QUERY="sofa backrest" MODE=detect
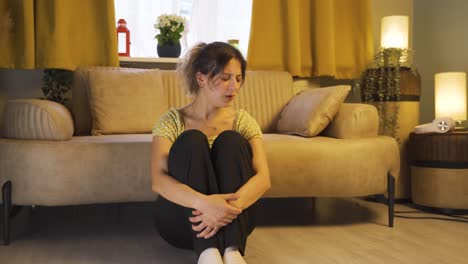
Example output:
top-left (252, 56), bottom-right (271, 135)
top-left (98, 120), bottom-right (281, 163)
top-left (72, 67), bottom-right (295, 135)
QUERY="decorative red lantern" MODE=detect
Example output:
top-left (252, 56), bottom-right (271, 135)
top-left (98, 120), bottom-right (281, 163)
top-left (117, 19), bottom-right (130, 57)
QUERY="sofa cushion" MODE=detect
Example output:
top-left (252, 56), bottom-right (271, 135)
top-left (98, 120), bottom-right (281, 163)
top-left (261, 134), bottom-right (400, 198)
top-left (0, 134), bottom-right (157, 205)
top-left (72, 68), bottom-right (295, 135)
top-left (2, 99), bottom-right (74, 140)
top-left (277, 85), bottom-right (351, 137)
top-left (73, 67), bottom-right (120, 136)
top-left (87, 68), bottom-right (167, 135)
top-left (158, 70), bottom-right (296, 133)
top-left (233, 71), bottom-right (295, 132)
top-left (73, 67), bottom-right (174, 136)
top-left (321, 103), bottom-right (379, 139)
top-left (0, 133), bottom-right (399, 205)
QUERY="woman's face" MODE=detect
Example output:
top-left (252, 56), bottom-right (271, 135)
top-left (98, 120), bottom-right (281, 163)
top-left (199, 58), bottom-right (243, 107)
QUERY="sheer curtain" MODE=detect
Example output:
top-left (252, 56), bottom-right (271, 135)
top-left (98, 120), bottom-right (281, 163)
top-left (114, 0), bottom-right (181, 57)
top-left (188, 0), bottom-right (252, 56)
top-left (114, 0), bottom-right (252, 58)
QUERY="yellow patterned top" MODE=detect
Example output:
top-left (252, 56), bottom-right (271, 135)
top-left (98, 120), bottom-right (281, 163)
top-left (152, 108), bottom-right (262, 147)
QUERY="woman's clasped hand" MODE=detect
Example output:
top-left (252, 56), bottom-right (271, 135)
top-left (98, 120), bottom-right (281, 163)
top-left (189, 193), bottom-right (242, 239)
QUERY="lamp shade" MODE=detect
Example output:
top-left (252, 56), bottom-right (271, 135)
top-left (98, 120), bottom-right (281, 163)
top-left (381, 16), bottom-right (409, 49)
top-left (435, 72), bottom-right (467, 121)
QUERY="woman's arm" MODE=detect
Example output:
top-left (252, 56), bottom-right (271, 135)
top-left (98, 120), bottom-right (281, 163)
top-left (228, 138), bottom-right (271, 210)
top-left (151, 136), bottom-right (205, 208)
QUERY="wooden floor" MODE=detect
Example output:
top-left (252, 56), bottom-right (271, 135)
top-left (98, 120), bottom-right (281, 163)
top-left (0, 197), bottom-right (467, 264)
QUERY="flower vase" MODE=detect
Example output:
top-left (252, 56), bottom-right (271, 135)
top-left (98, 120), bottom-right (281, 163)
top-left (157, 42), bottom-right (181, 58)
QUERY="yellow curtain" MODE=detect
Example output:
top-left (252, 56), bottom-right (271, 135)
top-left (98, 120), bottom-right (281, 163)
top-left (0, 0), bottom-right (118, 70)
top-left (247, 0), bottom-right (374, 79)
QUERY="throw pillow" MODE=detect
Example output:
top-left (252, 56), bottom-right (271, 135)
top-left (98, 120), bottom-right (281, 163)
top-left (277, 85), bottom-right (351, 137)
top-left (87, 69), bottom-right (168, 135)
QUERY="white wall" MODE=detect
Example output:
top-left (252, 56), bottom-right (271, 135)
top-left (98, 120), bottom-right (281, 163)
top-left (414, 0), bottom-right (468, 123)
top-left (369, 0), bottom-right (468, 124)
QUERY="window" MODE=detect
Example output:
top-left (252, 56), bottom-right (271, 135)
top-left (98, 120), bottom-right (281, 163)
top-left (114, 0), bottom-right (252, 58)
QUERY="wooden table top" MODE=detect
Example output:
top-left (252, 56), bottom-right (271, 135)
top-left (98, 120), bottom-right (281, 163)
top-left (409, 130), bottom-right (468, 166)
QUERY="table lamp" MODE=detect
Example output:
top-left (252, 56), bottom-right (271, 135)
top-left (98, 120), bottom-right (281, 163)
top-left (381, 15), bottom-right (409, 66)
top-left (435, 72), bottom-right (467, 129)
top-left (381, 15), bottom-right (409, 49)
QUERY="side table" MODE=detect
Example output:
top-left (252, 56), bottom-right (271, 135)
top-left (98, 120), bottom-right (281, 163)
top-left (409, 131), bottom-right (468, 214)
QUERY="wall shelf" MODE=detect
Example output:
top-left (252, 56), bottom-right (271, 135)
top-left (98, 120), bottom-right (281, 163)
top-left (119, 56), bottom-right (180, 69)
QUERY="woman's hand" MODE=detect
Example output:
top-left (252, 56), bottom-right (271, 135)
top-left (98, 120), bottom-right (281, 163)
top-left (189, 193), bottom-right (242, 239)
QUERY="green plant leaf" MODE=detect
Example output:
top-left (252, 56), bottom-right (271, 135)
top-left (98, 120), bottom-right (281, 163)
top-left (42, 69), bottom-right (73, 105)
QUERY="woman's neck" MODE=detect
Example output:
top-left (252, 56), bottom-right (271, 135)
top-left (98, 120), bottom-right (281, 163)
top-left (188, 96), bottom-right (231, 121)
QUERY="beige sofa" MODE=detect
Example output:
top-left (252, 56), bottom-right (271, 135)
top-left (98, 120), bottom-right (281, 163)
top-left (0, 67), bottom-right (400, 245)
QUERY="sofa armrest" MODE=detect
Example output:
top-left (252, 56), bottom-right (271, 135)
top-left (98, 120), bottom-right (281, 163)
top-left (2, 99), bottom-right (74, 140)
top-left (320, 103), bottom-right (378, 139)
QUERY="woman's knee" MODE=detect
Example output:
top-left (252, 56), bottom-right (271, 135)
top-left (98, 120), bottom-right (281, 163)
top-left (211, 131), bottom-right (252, 160)
top-left (169, 130), bottom-right (210, 164)
top-left (213, 130), bottom-right (248, 148)
top-left (173, 129), bottom-right (209, 148)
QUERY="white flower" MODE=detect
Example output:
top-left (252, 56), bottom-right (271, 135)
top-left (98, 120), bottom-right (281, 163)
top-left (154, 13), bottom-right (186, 44)
top-left (154, 13), bottom-right (185, 30)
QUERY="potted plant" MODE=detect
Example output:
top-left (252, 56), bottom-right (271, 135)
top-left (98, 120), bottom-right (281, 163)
top-left (154, 14), bottom-right (186, 58)
top-left (358, 48), bottom-right (420, 142)
top-left (358, 48), bottom-right (421, 200)
top-left (41, 69), bottom-right (73, 107)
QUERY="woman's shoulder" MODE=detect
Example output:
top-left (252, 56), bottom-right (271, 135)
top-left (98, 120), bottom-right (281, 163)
top-left (154, 108), bottom-right (183, 130)
top-left (235, 109), bottom-right (260, 128)
top-left (159, 107), bottom-right (181, 121)
top-left (236, 109), bottom-right (254, 122)
top-left (176, 104), bottom-right (200, 120)
top-left (153, 108), bottom-right (183, 139)
top-left (235, 108), bottom-right (262, 139)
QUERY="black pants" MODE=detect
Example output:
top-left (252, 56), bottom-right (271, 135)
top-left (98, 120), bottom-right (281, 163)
top-left (154, 130), bottom-right (256, 257)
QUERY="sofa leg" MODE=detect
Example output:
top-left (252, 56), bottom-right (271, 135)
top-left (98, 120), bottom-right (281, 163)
top-left (387, 174), bottom-right (395, 227)
top-left (29, 205), bottom-right (40, 235)
top-left (2, 181), bottom-right (12, 245)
